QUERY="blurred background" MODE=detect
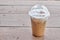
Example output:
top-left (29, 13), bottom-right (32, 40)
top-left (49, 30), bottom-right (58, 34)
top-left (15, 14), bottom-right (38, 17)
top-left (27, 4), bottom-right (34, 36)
top-left (0, 0), bottom-right (60, 28)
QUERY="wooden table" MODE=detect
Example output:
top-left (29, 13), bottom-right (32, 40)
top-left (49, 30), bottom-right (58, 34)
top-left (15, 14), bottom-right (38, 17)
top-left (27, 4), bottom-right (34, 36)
top-left (0, 27), bottom-right (60, 40)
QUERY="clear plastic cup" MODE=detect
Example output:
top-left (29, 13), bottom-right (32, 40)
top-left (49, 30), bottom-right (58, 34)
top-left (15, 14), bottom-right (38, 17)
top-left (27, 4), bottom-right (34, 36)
top-left (31, 17), bottom-right (46, 37)
top-left (29, 4), bottom-right (50, 37)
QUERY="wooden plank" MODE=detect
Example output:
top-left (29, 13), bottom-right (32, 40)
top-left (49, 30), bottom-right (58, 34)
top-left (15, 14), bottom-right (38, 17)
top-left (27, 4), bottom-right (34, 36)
top-left (0, 27), bottom-right (59, 40)
top-left (0, 5), bottom-right (60, 14)
top-left (0, 6), bottom-right (31, 14)
top-left (0, 1), bottom-right (60, 5)
top-left (0, 14), bottom-right (60, 27)
top-left (45, 28), bottom-right (60, 40)
top-left (0, 14), bottom-right (31, 26)
top-left (0, 0), bottom-right (59, 4)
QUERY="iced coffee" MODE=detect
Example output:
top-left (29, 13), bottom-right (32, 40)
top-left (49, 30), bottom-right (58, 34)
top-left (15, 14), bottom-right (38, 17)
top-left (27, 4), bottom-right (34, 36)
top-left (31, 18), bottom-right (46, 37)
top-left (29, 4), bottom-right (50, 37)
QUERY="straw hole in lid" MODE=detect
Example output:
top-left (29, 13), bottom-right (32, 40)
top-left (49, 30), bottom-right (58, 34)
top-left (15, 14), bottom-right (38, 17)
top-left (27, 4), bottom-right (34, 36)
top-left (40, 11), bottom-right (45, 14)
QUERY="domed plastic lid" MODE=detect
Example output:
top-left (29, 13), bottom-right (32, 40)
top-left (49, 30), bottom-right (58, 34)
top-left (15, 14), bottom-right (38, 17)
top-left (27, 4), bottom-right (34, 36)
top-left (29, 4), bottom-right (50, 19)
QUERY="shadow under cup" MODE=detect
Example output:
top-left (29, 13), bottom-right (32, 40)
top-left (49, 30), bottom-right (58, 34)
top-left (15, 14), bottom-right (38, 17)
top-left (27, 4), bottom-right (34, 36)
top-left (31, 18), bottom-right (46, 37)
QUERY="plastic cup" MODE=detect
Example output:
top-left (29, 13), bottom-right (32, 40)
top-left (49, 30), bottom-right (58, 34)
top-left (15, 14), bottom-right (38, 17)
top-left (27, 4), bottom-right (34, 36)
top-left (29, 4), bottom-right (50, 37)
top-left (31, 17), bottom-right (46, 37)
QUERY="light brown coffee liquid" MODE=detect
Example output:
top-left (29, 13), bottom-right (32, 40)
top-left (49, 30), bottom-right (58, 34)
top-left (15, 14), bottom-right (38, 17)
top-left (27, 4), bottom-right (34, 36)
top-left (31, 18), bottom-right (46, 37)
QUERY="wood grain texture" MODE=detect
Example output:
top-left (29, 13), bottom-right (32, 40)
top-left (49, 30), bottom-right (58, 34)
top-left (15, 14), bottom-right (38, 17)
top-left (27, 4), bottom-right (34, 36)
top-left (0, 1), bottom-right (60, 27)
top-left (0, 0), bottom-right (59, 3)
top-left (0, 14), bottom-right (60, 27)
top-left (0, 14), bottom-right (31, 26)
top-left (0, 1), bottom-right (60, 5)
top-left (0, 5), bottom-right (60, 27)
top-left (0, 6), bottom-right (31, 14)
top-left (0, 5), bottom-right (60, 14)
top-left (0, 27), bottom-right (59, 40)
